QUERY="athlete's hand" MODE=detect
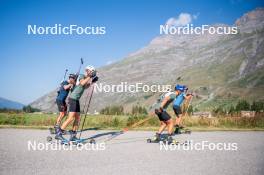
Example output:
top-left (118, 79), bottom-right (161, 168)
top-left (92, 76), bottom-right (99, 83)
top-left (187, 93), bottom-right (194, 96)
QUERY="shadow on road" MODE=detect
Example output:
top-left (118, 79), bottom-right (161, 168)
top-left (82, 131), bottom-right (124, 141)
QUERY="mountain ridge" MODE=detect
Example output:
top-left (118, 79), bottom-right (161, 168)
top-left (0, 97), bottom-right (24, 109)
top-left (31, 8), bottom-right (264, 112)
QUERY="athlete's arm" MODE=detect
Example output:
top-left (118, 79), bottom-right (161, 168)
top-left (79, 76), bottom-right (92, 86)
top-left (185, 94), bottom-right (193, 100)
top-left (160, 96), bottom-right (170, 109)
top-left (63, 84), bottom-right (73, 90)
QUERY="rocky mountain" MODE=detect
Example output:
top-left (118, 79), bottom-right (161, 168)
top-left (0, 97), bottom-right (24, 109)
top-left (31, 8), bottom-right (264, 113)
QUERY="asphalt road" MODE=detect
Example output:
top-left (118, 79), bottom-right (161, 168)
top-left (0, 129), bottom-right (264, 175)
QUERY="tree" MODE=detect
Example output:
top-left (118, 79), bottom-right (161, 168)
top-left (100, 105), bottom-right (124, 115)
top-left (228, 105), bottom-right (236, 115)
top-left (236, 100), bottom-right (250, 111)
top-left (251, 101), bottom-right (264, 112)
top-left (22, 105), bottom-right (40, 113)
top-left (213, 105), bottom-right (226, 115)
top-left (132, 105), bottom-right (147, 115)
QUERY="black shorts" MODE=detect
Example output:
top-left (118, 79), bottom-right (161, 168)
top-left (173, 105), bottom-right (182, 117)
top-left (56, 99), bottom-right (67, 112)
top-left (68, 98), bottom-right (80, 113)
top-left (155, 109), bottom-right (171, 121)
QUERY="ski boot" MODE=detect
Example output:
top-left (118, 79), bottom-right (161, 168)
top-left (179, 126), bottom-right (191, 134)
top-left (54, 124), bottom-right (60, 134)
top-left (147, 133), bottom-right (161, 143)
top-left (48, 124), bottom-right (60, 134)
top-left (174, 125), bottom-right (180, 134)
top-left (174, 125), bottom-right (191, 134)
top-left (55, 127), bottom-right (66, 141)
top-left (69, 131), bottom-right (79, 143)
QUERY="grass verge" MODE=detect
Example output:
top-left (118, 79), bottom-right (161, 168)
top-left (0, 113), bottom-right (264, 131)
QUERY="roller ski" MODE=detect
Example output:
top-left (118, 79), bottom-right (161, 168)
top-left (61, 134), bottom-right (96, 145)
top-left (174, 125), bottom-right (191, 135)
top-left (46, 134), bottom-right (68, 144)
top-left (47, 128), bottom-right (96, 145)
top-left (49, 126), bottom-right (99, 135)
top-left (147, 133), bottom-right (162, 143)
top-left (49, 126), bottom-right (77, 135)
top-left (46, 134), bottom-right (95, 145)
top-left (180, 128), bottom-right (191, 134)
top-left (61, 138), bottom-right (96, 145)
top-left (147, 134), bottom-right (179, 145)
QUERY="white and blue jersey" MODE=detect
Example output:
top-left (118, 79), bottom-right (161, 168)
top-left (173, 93), bottom-right (186, 107)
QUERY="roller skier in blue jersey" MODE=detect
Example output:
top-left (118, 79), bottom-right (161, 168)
top-left (173, 85), bottom-right (193, 134)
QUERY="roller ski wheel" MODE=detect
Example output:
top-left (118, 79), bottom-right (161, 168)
top-left (47, 136), bottom-right (52, 142)
top-left (147, 138), bottom-right (153, 143)
top-left (167, 139), bottom-right (180, 145)
top-left (147, 139), bottom-right (160, 143)
top-left (89, 138), bottom-right (96, 144)
top-left (185, 130), bottom-right (191, 134)
top-left (75, 139), bottom-right (95, 147)
top-left (182, 140), bottom-right (191, 146)
top-left (60, 138), bottom-right (78, 145)
top-left (180, 129), bottom-right (191, 134)
top-left (146, 137), bottom-right (161, 143)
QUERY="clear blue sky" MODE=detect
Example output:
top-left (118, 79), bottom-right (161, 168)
top-left (0, 0), bottom-right (263, 104)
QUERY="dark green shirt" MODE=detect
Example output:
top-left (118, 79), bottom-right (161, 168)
top-left (152, 91), bottom-right (177, 111)
top-left (69, 74), bottom-right (86, 100)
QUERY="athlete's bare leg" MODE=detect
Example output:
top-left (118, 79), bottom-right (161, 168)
top-left (56, 112), bottom-right (66, 125)
top-left (158, 121), bottom-right (167, 134)
top-left (166, 119), bottom-right (174, 135)
top-left (72, 113), bottom-right (80, 131)
top-left (61, 112), bottom-right (76, 130)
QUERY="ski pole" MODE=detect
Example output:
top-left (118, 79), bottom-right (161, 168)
top-left (63, 69), bottom-right (68, 82)
top-left (75, 58), bottom-right (84, 80)
top-left (184, 95), bottom-right (193, 117)
top-left (79, 83), bottom-right (95, 139)
top-left (76, 83), bottom-right (92, 137)
top-left (123, 116), bottom-right (152, 132)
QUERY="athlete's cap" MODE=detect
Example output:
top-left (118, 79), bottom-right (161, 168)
top-left (69, 74), bottom-right (77, 79)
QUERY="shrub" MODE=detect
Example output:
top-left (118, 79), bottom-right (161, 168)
top-left (22, 105), bottom-right (41, 113)
top-left (100, 106), bottom-right (124, 115)
top-left (131, 105), bottom-right (147, 116)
